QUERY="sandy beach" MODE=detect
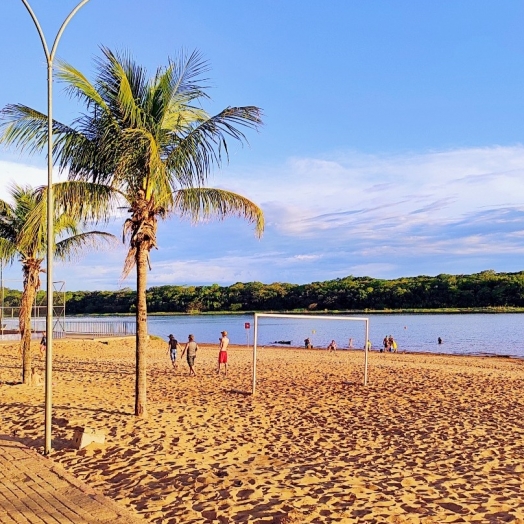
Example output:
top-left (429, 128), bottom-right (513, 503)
top-left (1, 338), bottom-right (524, 523)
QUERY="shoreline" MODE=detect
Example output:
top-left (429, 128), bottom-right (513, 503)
top-left (68, 306), bottom-right (524, 316)
top-left (4, 333), bottom-right (523, 361)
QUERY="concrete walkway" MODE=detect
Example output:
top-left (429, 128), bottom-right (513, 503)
top-left (0, 435), bottom-right (143, 523)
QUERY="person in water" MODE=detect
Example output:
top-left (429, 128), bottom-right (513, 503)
top-left (304, 337), bottom-right (312, 349)
top-left (438, 337), bottom-right (443, 344)
top-left (327, 340), bottom-right (337, 352)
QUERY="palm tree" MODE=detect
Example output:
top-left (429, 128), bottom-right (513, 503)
top-left (0, 183), bottom-right (115, 384)
top-left (0, 48), bottom-right (264, 416)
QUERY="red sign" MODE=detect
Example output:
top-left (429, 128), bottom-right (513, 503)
top-left (244, 322), bottom-right (251, 329)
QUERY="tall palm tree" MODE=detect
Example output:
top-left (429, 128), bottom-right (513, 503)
top-left (0, 183), bottom-right (115, 384)
top-left (0, 48), bottom-right (264, 416)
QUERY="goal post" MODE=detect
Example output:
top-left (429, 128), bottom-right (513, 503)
top-left (252, 313), bottom-right (370, 395)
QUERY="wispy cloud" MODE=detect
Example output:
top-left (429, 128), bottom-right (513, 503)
top-left (2, 145), bottom-right (524, 289)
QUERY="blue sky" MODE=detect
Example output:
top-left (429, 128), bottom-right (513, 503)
top-left (1, 1), bottom-right (524, 291)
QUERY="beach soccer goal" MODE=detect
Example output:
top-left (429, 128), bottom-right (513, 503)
top-left (251, 313), bottom-right (370, 395)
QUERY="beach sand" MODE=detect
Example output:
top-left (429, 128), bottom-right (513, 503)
top-left (1, 338), bottom-right (524, 523)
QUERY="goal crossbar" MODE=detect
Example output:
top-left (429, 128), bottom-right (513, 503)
top-left (252, 313), bottom-right (369, 395)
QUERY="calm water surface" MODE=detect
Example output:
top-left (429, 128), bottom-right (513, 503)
top-left (71, 313), bottom-right (524, 358)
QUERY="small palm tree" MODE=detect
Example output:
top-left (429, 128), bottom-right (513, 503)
top-left (1, 48), bottom-right (264, 415)
top-left (0, 183), bottom-right (115, 384)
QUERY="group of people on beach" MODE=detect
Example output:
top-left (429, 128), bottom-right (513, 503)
top-left (167, 331), bottom-right (229, 376)
top-left (382, 335), bottom-right (398, 353)
top-left (304, 337), bottom-right (372, 351)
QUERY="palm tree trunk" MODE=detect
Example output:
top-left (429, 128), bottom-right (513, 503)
top-left (20, 263), bottom-right (40, 385)
top-left (135, 242), bottom-right (148, 417)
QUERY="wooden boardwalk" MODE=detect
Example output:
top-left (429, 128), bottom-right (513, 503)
top-left (0, 435), bottom-right (142, 523)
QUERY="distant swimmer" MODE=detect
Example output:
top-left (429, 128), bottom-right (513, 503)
top-left (438, 337), bottom-right (443, 344)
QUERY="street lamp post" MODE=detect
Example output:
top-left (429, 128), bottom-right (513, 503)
top-left (20, 0), bottom-right (91, 455)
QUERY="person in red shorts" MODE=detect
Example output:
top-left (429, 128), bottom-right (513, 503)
top-left (217, 330), bottom-right (229, 375)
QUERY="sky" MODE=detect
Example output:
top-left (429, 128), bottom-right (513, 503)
top-left (1, 1), bottom-right (524, 291)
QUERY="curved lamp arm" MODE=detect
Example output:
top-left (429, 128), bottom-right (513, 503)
top-left (20, 0), bottom-right (91, 63)
top-left (19, 0), bottom-right (91, 457)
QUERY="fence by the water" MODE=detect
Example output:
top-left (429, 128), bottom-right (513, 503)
top-left (60, 320), bottom-right (136, 337)
top-left (0, 320), bottom-right (136, 340)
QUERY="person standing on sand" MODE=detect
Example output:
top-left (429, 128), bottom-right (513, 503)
top-left (181, 334), bottom-right (198, 376)
top-left (391, 338), bottom-right (398, 353)
top-left (39, 333), bottom-right (46, 356)
top-left (217, 330), bottom-right (229, 375)
top-left (382, 336), bottom-right (388, 353)
top-left (166, 334), bottom-right (179, 371)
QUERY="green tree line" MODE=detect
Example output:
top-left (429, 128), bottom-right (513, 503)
top-left (6, 269), bottom-right (524, 315)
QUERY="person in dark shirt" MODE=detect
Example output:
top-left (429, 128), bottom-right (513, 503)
top-left (39, 333), bottom-right (46, 356)
top-left (167, 334), bottom-right (179, 371)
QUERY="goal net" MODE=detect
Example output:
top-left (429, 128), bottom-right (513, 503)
top-left (251, 313), bottom-right (369, 394)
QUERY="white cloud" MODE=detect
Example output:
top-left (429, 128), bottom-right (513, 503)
top-left (292, 254), bottom-right (322, 261)
top-left (3, 145), bottom-right (524, 288)
top-left (219, 145), bottom-right (524, 246)
top-left (0, 161), bottom-right (66, 200)
top-left (149, 253), bottom-right (283, 285)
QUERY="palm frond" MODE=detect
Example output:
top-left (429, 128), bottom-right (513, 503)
top-left (98, 47), bottom-right (149, 119)
top-left (0, 104), bottom-right (76, 155)
top-left (168, 49), bottom-right (210, 100)
top-left (121, 245), bottom-right (137, 280)
top-left (165, 106), bottom-right (262, 187)
top-left (113, 59), bottom-right (146, 128)
top-left (0, 238), bottom-right (18, 266)
top-left (43, 181), bottom-right (123, 223)
top-left (54, 214), bottom-right (80, 237)
top-left (0, 198), bottom-right (18, 242)
top-left (0, 197), bottom-right (14, 214)
top-left (54, 231), bottom-right (117, 261)
top-left (56, 60), bottom-right (110, 112)
top-left (174, 188), bottom-right (264, 237)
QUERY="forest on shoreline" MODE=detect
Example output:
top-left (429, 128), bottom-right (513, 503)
top-left (5, 269), bottom-right (524, 315)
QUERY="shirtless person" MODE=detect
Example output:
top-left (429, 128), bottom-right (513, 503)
top-left (327, 340), bottom-right (337, 352)
top-left (181, 334), bottom-right (198, 376)
top-left (217, 330), bottom-right (229, 375)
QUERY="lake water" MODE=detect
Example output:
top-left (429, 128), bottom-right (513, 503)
top-left (69, 313), bottom-right (524, 358)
